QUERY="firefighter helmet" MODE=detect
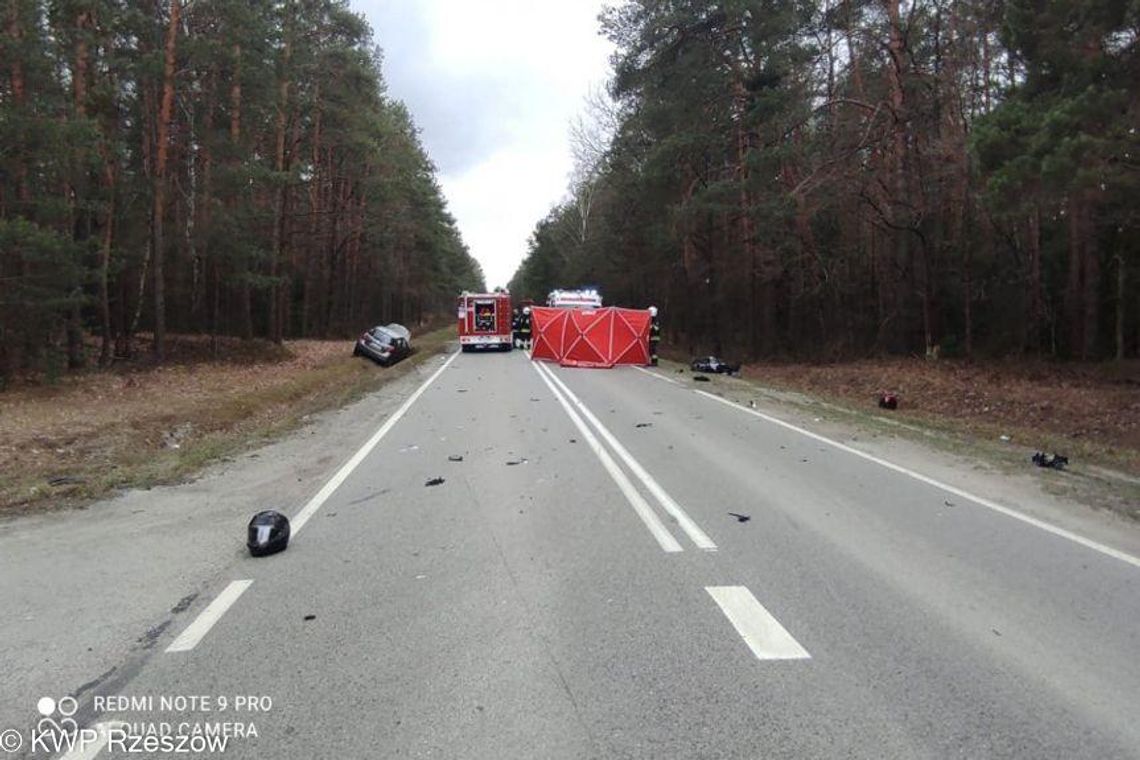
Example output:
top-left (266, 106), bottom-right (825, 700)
top-left (648, 306), bottom-right (658, 317)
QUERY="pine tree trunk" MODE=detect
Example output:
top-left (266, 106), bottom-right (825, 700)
top-left (1026, 207), bottom-right (1044, 353)
top-left (228, 40), bottom-right (252, 341)
top-left (98, 160), bottom-right (115, 366)
top-left (66, 8), bottom-right (94, 370)
top-left (152, 0), bottom-right (181, 360)
top-left (192, 68), bottom-right (216, 330)
top-left (883, 0), bottom-right (912, 352)
top-left (1115, 254), bottom-right (1125, 361)
top-left (1080, 196), bottom-right (1098, 360)
top-left (269, 30), bottom-right (291, 344)
top-left (1065, 195), bottom-right (1084, 357)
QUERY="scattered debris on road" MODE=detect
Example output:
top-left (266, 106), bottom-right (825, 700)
top-left (635, 422), bottom-right (653, 428)
top-left (448, 455), bottom-right (464, 462)
top-left (171, 593), bottom-right (198, 614)
top-left (693, 375), bottom-right (710, 382)
top-left (457, 388), bottom-right (468, 393)
top-left (506, 458), bottom-right (528, 466)
top-left (247, 510), bottom-right (291, 557)
top-left (728, 512), bottom-right (751, 523)
top-left (1032, 452), bottom-right (1069, 470)
top-left (569, 438), bottom-right (577, 443)
top-left (425, 477), bottom-right (445, 487)
top-left (999, 434), bottom-right (1012, 442)
top-left (303, 614), bottom-right (316, 622)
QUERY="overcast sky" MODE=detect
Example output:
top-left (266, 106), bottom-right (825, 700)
top-left (355, 1), bottom-right (615, 289)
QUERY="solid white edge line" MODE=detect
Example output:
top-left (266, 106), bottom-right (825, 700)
top-left (531, 361), bottom-right (683, 553)
top-left (706, 586), bottom-right (811, 661)
top-left (632, 365), bottom-right (680, 385)
top-left (165, 580), bottom-right (254, 653)
top-left (58, 721), bottom-right (129, 760)
top-left (695, 389), bottom-right (1140, 570)
top-left (291, 351), bottom-right (459, 535)
top-left (543, 366), bottom-right (718, 551)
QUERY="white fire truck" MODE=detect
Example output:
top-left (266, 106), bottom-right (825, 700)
top-left (546, 288), bottom-right (603, 309)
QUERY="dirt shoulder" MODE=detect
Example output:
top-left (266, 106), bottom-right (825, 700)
top-left (0, 328), bottom-right (454, 514)
top-left (662, 356), bottom-right (1140, 521)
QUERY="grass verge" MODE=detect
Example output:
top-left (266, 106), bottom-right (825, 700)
top-left (0, 328), bottom-right (455, 516)
top-left (658, 356), bottom-right (1140, 522)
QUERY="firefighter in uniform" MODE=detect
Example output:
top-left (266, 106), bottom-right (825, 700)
top-left (648, 306), bottom-right (661, 365)
top-left (519, 307), bottom-right (533, 350)
top-left (511, 307), bottom-right (521, 348)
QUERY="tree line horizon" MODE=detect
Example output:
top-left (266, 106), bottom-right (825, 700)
top-left (509, 0), bottom-right (1137, 362)
top-left (0, 0), bottom-right (485, 384)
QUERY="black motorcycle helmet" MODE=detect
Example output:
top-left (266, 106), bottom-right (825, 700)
top-left (247, 510), bottom-right (291, 557)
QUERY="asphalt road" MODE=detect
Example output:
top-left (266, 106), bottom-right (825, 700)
top-left (3, 349), bottom-right (1139, 759)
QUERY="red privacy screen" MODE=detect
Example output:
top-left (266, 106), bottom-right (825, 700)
top-left (530, 307), bottom-right (651, 367)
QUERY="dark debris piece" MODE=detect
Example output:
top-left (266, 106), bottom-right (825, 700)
top-left (506, 458), bottom-right (529, 466)
top-left (728, 512), bottom-right (751, 523)
top-left (877, 392), bottom-right (899, 410)
top-left (425, 477), bottom-right (446, 487)
top-left (693, 375), bottom-right (711, 382)
top-left (1032, 452), bottom-right (1069, 470)
top-left (448, 455), bottom-right (464, 462)
top-left (48, 476), bottom-right (87, 487)
top-left (303, 615), bottom-right (316, 622)
top-left (635, 422), bottom-right (653, 428)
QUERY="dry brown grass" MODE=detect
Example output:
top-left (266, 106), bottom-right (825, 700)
top-left (738, 358), bottom-right (1140, 477)
top-left (0, 329), bottom-right (454, 514)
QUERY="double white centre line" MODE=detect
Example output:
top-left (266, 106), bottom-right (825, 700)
top-left (533, 361), bottom-right (683, 553)
top-left (533, 361), bottom-right (716, 553)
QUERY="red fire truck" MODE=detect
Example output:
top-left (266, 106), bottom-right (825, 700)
top-left (457, 291), bottom-right (513, 352)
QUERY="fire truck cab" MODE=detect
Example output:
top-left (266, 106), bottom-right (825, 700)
top-left (457, 291), bottom-right (513, 352)
top-left (547, 288), bottom-right (603, 309)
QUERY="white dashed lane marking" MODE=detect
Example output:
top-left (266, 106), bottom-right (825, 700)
top-left (706, 586), bottom-right (811, 661)
top-left (165, 580), bottom-right (253, 653)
